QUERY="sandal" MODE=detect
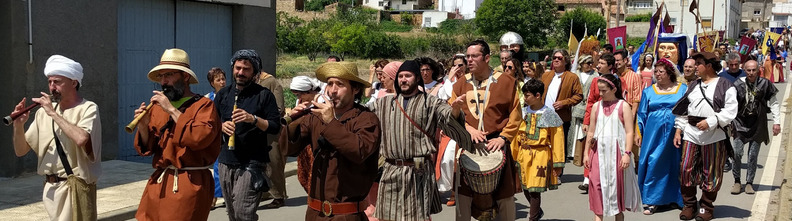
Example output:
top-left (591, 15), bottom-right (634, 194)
top-left (643, 205), bottom-right (657, 215)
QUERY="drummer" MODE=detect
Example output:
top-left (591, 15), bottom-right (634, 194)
top-left (367, 60), bottom-right (471, 220)
top-left (449, 39), bottom-right (523, 221)
top-left (511, 78), bottom-right (565, 221)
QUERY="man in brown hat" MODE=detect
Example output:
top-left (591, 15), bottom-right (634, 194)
top-left (285, 61), bottom-right (382, 220)
top-left (215, 49), bottom-right (282, 220)
top-left (672, 51), bottom-right (738, 221)
top-left (133, 48), bottom-right (222, 220)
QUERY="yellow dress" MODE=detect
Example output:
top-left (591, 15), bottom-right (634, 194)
top-left (511, 105), bottom-right (565, 192)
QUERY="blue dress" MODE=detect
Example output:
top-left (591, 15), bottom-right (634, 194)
top-left (636, 83), bottom-right (686, 207)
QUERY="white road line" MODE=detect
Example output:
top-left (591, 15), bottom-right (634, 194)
top-left (749, 81), bottom-right (791, 221)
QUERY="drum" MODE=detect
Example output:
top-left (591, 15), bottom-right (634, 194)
top-left (459, 144), bottom-right (505, 194)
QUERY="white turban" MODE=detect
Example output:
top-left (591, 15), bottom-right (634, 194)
top-left (44, 55), bottom-right (84, 85)
top-left (290, 76), bottom-right (323, 92)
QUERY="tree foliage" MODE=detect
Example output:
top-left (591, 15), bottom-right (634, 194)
top-left (305, 0), bottom-right (356, 11)
top-left (555, 7), bottom-right (607, 46)
top-left (475, 0), bottom-right (557, 48)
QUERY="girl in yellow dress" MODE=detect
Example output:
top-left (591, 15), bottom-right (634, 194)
top-left (510, 78), bottom-right (565, 221)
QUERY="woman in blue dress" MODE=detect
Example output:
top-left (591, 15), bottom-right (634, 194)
top-left (635, 58), bottom-right (686, 215)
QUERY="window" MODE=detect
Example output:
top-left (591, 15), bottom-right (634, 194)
top-left (558, 5), bottom-right (565, 11)
top-left (379, 2), bottom-right (384, 6)
top-left (754, 10), bottom-right (761, 16)
top-left (402, 0), bottom-right (406, 4)
top-left (630, 2), bottom-right (651, 8)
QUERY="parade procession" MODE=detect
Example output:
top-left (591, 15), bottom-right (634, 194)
top-left (2, 0), bottom-right (792, 220)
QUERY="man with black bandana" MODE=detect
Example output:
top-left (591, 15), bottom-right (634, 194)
top-left (215, 49), bottom-right (282, 220)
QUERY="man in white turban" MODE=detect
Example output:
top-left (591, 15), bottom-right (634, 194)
top-left (12, 55), bottom-right (102, 221)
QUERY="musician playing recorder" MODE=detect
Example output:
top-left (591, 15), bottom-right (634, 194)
top-left (214, 49), bottom-right (282, 221)
top-left (132, 48), bottom-right (221, 221)
top-left (285, 62), bottom-right (381, 220)
top-left (11, 55), bottom-right (102, 221)
top-left (449, 39), bottom-right (523, 221)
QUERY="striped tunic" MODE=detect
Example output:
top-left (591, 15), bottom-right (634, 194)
top-left (368, 93), bottom-right (471, 221)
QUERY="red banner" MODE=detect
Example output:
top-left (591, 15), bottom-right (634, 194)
top-left (607, 26), bottom-right (627, 51)
top-left (737, 37), bottom-right (757, 63)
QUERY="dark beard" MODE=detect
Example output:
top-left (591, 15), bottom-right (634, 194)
top-left (236, 75), bottom-right (254, 87)
top-left (50, 90), bottom-right (62, 102)
top-left (162, 80), bottom-right (186, 101)
top-left (400, 81), bottom-right (420, 96)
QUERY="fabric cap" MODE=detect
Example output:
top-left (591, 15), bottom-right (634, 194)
top-left (397, 60), bottom-right (421, 76)
top-left (315, 62), bottom-right (371, 88)
top-left (382, 61), bottom-right (402, 80)
top-left (578, 55), bottom-right (593, 65)
top-left (147, 48), bottom-right (198, 84)
top-left (231, 49), bottom-right (262, 75)
top-left (290, 76), bottom-right (323, 92)
top-left (690, 52), bottom-right (717, 61)
top-left (45, 55), bottom-right (84, 85)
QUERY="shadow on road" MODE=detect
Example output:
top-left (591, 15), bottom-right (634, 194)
top-left (714, 204), bottom-right (751, 219)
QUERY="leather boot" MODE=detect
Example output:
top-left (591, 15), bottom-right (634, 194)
top-left (679, 186), bottom-right (698, 220)
top-left (525, 192), bottom-right (543, 221)
top-left (695, 191), bottom-right (718, 221)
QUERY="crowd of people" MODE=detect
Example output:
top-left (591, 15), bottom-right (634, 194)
top-left (7, 28), bottom-right (786, 221)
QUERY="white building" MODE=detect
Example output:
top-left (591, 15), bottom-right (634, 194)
top-left (437, 0), bottom-right (482, 18)
top-left (364, 0), bottom-right (431, 10)
top-left (661, 0), bottom-right (741, 43)
top-left (771, 2), bottom-right (792, 27)
top-left (422, 11), bottom-right (453, 27)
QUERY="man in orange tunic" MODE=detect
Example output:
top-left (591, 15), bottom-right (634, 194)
top-left (133, 48), bottom-right (222, 220)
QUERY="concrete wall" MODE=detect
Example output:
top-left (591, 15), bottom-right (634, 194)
top-left (0, 0), bottom-right (119, 177)
top-left (625, 22), bottom-right (651, 38)
top-left (232, 3), bottom-right (277, 76)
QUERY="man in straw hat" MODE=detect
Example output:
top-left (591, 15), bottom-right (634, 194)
top-left (367, 60), bottom-right (470, 220)
top-left (12, 55), bottom-right (102, 221)
top-left (132, 48), bottom-right (222, 220)
top-left (214, 49), bottom-right (282, 220)
top-left (451, 39), bottom-right (522, 221)
top-left (285, 61), bottom-right (381, 220)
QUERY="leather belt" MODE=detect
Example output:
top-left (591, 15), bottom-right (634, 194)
top-left (307, 197), bottom-right (366, 216)
top-left (45, 174), bottom-right (67, 183)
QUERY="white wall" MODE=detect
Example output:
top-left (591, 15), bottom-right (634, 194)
top-left (663, 0), bottom-right (741, 47)
top-left (772, 2), bottom-right (792, 27)
top-left (437, 0), bottom-right (481, 18)
top-left (422, 11), bottom-right (449, 27)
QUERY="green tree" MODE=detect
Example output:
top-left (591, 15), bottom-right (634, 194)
top-left (324, 23), bottom-right (368, 59)
top-left (555, 7), bottom-right (607, 47)
top-left (475, 0), bottom-right (557, 48)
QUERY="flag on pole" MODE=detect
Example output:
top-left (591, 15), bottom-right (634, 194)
top-left (737, 36), bottom-right (757, 63)
top-left (568, 20), bottom-right (579, 53)
top-left (689, 0), bottom-right (699, 23)
top-left (571, 24), bottom-right (588, 73)
top-left (763, 31), bottom-right (781, 55)
top-left (608, 26), bottom-right (627, 51)
top-left (697, 32), bottom-right (717, 52)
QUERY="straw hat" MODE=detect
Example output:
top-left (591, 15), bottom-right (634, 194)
top-left (147, 48), bottom-right (198, 84)
top-left (315, 62), bottom-right (371, 88)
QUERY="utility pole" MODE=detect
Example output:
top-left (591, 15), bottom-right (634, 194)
top-left (616, 0), bottom-right (622, 27)
top-left (680, 0), bottom-right (685, 34)
top-left (762, 0), bottom-right (769, 29)
top-left (607, 0), bottom-right (613, 28)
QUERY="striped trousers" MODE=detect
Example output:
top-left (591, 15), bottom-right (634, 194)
top-left (680, 140), bottom-right (728, 192)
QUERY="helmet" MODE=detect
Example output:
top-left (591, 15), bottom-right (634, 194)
top-left (499, 31), bottom-right (524, 46)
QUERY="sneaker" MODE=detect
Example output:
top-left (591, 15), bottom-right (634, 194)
top-left (745, 183), bottom-right (755, 194)
top-left (730, 183), bottom-right (742, 195)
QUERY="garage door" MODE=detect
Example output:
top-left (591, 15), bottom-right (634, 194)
top-left (117, 0), bottom-right (231, 162)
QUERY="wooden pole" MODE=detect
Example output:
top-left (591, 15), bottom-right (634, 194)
top-left (607, 0), bottom-right (612, 28)
top-left (616, 0), bottom-right (621, 27)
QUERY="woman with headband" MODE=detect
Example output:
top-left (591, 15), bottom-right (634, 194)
top-left (638, 53), bottom-right (655, 89)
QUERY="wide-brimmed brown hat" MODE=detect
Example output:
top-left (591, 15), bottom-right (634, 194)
top-left (147, 48), bottom-right (199, 84)
top-left (315, 62), bottom-right (371, 88)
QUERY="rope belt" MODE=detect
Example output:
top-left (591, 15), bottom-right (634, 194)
top-left (157, 165), bottom-right (212, 193)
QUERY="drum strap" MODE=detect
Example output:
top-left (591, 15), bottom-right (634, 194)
top-left (394, 99), bottom-right (435, 146)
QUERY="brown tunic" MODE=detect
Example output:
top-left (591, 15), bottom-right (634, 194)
top-left (286, 104), bottom-right (382, 221)
top-left (449, 71), bottom-right (522, 203)
top-left (133, 96), bottom-right (222, 221)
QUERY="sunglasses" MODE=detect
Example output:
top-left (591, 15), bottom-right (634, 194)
top-left (455, 64), bottom-right (464, 67)
top-left (505, 66), bottom-right (514, 70)
top-left (553, 56), bottom-right (564, 61)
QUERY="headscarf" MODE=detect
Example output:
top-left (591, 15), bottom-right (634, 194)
top-left (45, 55), bottom-right (84, 85)
top-left (382, 61), bottom-right (402, 80)
top-left (230, 49), bottom-right (262, 75)
top-left (290, 76), bottom-right (323, 92)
